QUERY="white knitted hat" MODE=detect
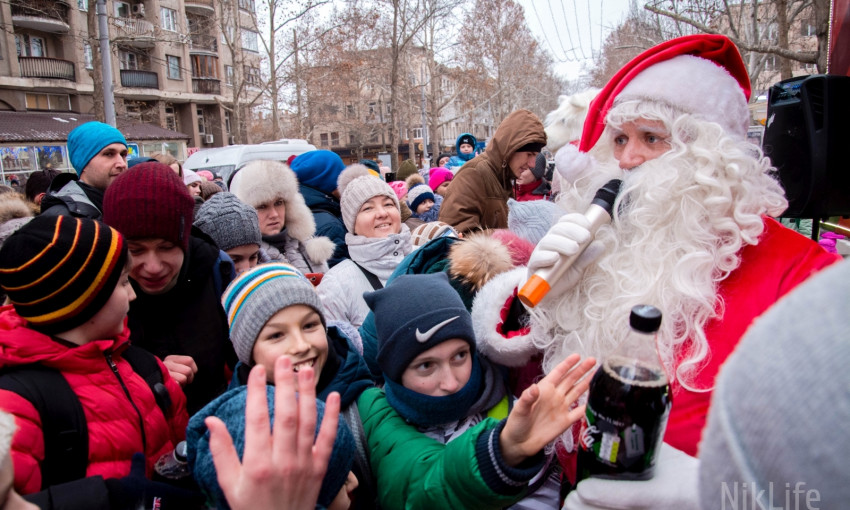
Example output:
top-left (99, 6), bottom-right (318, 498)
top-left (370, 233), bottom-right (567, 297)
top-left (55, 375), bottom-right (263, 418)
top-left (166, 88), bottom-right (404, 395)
top-left (337, 164), bottom-right (399, 234)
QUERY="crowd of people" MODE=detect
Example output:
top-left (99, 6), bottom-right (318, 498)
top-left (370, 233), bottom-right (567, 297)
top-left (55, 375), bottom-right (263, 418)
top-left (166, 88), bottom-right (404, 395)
top-left (0, 33), bottom-right (846, 510)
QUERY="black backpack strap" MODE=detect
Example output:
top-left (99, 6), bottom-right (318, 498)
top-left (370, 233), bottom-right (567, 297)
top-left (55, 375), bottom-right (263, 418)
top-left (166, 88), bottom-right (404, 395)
top-left (353, 262), bottom-right (383, 290)
top-left (0, 366), bottom-right (88, 489)
top-left (122, 345), bottom-right (173, 419)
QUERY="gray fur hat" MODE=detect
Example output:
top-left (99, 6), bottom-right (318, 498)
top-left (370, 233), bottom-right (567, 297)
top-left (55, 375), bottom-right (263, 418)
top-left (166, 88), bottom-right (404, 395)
top-left (229, 160), bottom-right (317, 242)
top-left (337, 164), bottom-right (399, 234)
top-left (194, 192), bottom-right (261, 251)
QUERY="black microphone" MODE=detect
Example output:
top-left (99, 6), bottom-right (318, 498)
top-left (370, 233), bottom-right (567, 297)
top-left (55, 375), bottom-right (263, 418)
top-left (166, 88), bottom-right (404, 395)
top-left (518, 179), bottom-right (622, 307)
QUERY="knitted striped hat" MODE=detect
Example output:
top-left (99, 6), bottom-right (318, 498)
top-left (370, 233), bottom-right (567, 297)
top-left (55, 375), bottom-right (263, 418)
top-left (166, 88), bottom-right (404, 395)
top-left (221, 262), bottom-right (325, 365)
top-left (0, 215), bottom-right (127, 334)
top-left (406, 184), bottom-right (435, 212)
top-left (411, 221), bottom-right (458, 248)
top-left (103, 162), bottom-right (195, 252)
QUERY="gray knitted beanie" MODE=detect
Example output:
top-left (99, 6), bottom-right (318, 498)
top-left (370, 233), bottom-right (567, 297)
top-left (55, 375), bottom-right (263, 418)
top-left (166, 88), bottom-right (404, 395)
top-left (506, 198), bottom-right (564, 245)
top-left (337, 164), bottom-right (399, 234)
top-left (698, 259), bottom-right (850, 509)
top-left (194, 192), bottom-right (262, 251)
top-left (221, 262), bottom-right (325, 365)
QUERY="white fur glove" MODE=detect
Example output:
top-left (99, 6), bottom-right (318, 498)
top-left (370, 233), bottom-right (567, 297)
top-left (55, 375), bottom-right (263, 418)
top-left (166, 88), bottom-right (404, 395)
top-left (526, 213), bottom-right (605, 301)
top-left (563, 443), bottom-right (700, 510)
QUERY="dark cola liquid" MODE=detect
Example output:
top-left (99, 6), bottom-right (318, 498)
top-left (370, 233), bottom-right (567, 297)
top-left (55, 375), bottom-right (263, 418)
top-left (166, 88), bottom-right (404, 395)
top-left (576, 356), bottom-right (671, 481)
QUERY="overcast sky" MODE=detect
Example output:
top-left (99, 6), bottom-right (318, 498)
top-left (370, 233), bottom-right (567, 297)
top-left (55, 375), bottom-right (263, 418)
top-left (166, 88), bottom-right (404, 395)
top-left (515, 0), bottom-right (633, 82)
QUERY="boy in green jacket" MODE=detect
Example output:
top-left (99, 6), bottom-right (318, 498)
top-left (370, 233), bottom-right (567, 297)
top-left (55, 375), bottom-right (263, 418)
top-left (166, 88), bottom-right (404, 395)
top-left (361, 272), bottom-right (595, 509)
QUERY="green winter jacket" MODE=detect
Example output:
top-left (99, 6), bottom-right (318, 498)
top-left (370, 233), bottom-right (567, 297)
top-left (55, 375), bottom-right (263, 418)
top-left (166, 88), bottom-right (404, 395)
top-left (358, 387), bottom-right (542, 510)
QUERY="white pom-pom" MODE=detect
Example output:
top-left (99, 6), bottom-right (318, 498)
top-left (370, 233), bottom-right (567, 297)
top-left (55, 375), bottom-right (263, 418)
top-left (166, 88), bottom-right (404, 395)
top-left (336, 164), bottom-right (372, 196)
top-left (554, 144), bottom-right (595, 184)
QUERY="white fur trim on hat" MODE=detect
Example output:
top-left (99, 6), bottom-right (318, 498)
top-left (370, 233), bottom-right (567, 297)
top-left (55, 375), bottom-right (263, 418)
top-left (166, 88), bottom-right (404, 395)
top-left (616, 54), bottom-right (750, 140)
top-left (230, 160), bottom-right (318, 242)
top-left (302, 236), bottom-right (336, 265)
top-left (472, 266), bottom-right (539, 367)
top-left (337, 164), bottom-right (399, 233)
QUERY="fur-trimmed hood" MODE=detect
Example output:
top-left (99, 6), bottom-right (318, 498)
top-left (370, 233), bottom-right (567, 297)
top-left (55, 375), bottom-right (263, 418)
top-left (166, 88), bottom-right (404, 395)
top-left (0, 194), bottom-right (35, 224)
top-left (229, 160), bottom-right (318, 242)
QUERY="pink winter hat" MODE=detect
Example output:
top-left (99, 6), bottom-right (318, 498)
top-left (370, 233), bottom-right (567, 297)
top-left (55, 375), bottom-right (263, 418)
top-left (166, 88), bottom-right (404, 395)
top-left (389, 180), bottom-right (408, 200)
top-left (429, 168), bottom-right (453, 192)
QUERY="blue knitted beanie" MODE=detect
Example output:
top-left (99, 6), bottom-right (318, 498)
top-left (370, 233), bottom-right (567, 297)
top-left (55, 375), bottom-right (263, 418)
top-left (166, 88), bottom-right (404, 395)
top-left (289, 150), bottom-right (345, 195)
top-left (67, 122), bottom-right (128, 176)
top-left (364, 272), bottom-right (476, 382)
top-left (186, 384), bottom-right (355, 509)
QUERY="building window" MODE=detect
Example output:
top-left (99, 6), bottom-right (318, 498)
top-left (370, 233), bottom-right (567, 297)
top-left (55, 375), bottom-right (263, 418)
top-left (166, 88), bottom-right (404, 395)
top-left (331, 132), bottom-right (339, 146)
top-left (166, 55), bottom-right (181, 79)
top-left (115, 1), bottom-right (130, 17)
top-left (385, 103), bottom-right (392, 115)
top-left (238, 0), bottom-right (255, 12)
top-left (191, 54), bottom-right (219, 79)
top-left (119, 50), bottom-right (139, 70)
top-left (222, 25), bottom-right (234, 45)
top-left (25, 93), bottom-right (71, 111)
top-left (801, 19), bottom-right (817, 37)
top-left (346, 104), bottom-right (355, 118)
top-left (15, 35), bottom-right (45, 57)
top-left (319, 133), bottom-right (328, 147)
top-left (224, 112), bottom-right (232, 136)
top-left (241, 30), bottom-right (259, 52)
top-left (765, 55), bottom-right (779, 72)
top-left (197, 108), bottom-right (206, 135)
top-left (244, 65), bottom-right (260, 87)
top-left (165, 105), bottom-right (177, 131)
top-left (160, 7), bottom-right (178, 32)
top-left (78, 0), bottom-right (88, 11)
top-left (349, 134), bottom-right (356, 145)
top-left (225, 65), bottom-right (233, 85)
top-left (368, 102), bottom-right (376, 115)
top-left (410, 128), bottom-right (423, 139)
top-left (84, 43), bottom-right (93, 69)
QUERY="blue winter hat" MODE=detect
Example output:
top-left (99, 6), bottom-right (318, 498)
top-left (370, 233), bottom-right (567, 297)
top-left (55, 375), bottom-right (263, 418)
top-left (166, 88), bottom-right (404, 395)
top-left (364, 272), bottom-right (476, 382)
top-left (359, 159), bottom-right (380, 173)
top-left (67, 122), bottom-right (128, 176)
top-left (406, 184), bottom-right (435, 213)
top-left (186, 384), bottom-right (355, 509)
top-left (289, 150), bottom-right (345, 195)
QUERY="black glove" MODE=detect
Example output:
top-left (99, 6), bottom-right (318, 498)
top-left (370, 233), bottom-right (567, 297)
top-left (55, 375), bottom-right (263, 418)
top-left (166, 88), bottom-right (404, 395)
top-left (105, 453), bottom-right (205, 510)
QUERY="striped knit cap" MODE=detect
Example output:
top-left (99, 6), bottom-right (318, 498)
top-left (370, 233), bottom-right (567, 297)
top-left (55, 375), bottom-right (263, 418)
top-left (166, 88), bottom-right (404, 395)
top-left (406, 184), bottom-right (436, 213)
top-left (0, 215), bottom-right (127, 334)
top-left (221, 262), bottom-right (325, 365)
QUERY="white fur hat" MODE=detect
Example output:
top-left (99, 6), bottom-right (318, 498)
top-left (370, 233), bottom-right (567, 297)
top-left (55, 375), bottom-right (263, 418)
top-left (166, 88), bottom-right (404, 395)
top-left (615, 54), bottom-right (750, 141)
top-left (229, 160), bottom-right (317, 242)
top-left (337, 164), bottom-right (399, 234)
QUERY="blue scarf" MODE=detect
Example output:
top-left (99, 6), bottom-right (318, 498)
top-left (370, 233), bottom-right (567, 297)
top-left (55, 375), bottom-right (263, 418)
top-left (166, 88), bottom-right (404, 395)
top-left (383, 354), bottom-right (483, 427)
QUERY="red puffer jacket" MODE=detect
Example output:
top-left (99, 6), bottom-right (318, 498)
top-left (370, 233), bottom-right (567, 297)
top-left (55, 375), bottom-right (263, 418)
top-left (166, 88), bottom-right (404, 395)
top-left (0, 306), bottom-right (188, 495)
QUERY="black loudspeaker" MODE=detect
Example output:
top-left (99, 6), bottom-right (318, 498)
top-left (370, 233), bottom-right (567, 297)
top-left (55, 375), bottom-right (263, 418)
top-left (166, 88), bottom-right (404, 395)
top-left (763, 74), bottom-right (850, 219)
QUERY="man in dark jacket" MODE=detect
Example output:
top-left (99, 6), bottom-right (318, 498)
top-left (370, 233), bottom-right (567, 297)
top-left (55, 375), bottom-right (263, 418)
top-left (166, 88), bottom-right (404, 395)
top-left (103, 162), bottom-right (236, 414)
top-left (290, 150), bottom-right (349, 267)
top-left (41, 121), bottom-right (128, 220)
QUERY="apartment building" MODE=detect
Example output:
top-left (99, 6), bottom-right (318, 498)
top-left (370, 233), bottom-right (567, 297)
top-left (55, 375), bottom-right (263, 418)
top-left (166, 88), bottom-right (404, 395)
top-left (0, 0), bottom-right (261, 182)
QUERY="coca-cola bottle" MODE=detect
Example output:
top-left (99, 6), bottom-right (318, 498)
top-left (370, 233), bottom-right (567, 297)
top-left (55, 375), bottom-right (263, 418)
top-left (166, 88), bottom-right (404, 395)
top-left (576, 304), bottom-right (672, 482)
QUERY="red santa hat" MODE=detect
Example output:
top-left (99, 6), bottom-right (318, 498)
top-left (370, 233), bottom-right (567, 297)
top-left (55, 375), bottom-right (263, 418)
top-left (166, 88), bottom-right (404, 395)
top-left (579, 34), bottom-right (751, 152)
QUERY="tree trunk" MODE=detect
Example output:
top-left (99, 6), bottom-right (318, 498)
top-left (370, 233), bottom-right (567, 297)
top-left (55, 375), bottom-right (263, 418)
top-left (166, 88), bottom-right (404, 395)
top-left (388, 0), bottom-right (400, 171)
top-left (776, 0), bottom-right (792, 80)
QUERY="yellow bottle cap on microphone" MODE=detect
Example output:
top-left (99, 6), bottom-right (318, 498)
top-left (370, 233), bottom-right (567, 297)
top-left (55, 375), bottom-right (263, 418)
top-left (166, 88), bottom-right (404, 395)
top-left (518, 274), bottom-right (551, 308)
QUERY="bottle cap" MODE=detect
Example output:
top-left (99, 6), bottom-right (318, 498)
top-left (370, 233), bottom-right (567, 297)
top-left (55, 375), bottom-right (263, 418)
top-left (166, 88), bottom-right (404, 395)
top-left (518, 274), bottom-right (551, 308)
top-left (175, 440), bottom-right (188, 462)
top-left (630, 305), bottom-right (662, 333)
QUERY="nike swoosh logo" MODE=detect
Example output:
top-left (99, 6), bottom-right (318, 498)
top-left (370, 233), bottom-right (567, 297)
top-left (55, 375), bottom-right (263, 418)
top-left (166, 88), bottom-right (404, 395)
top-left (415, 316), bottom-right (460, 343)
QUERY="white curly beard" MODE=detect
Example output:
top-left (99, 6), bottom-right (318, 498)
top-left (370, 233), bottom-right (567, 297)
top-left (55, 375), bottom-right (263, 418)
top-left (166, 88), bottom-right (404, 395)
top-left (533, 120), bottom-right (786, 395)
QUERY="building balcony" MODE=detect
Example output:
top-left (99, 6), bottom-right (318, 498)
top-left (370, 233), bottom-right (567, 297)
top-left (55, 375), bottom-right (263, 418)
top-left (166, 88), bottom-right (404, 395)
top-left (192, 78), bottom-right (221, 95)
top-left (18, 57), bottom-right (75, 81)
top-left (185, 0), bottom-right (215, 15)
top-left (189, 34), bottom-right (218, 54)
top-left (114, 18), bottom-right (156, 48)
top-left (10, 0), bottom-right (70, 33)
top-left (120, 69), bottom-right (159, 89)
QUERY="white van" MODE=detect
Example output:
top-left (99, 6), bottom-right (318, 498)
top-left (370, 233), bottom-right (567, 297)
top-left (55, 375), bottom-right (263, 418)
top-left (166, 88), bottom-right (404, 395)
top-left (183, 139), bottom-right (317, 185)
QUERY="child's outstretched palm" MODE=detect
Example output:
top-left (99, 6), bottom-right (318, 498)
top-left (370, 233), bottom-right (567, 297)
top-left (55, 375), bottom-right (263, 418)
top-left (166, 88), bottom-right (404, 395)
top-left (500, 353), bottom-right (596, 466)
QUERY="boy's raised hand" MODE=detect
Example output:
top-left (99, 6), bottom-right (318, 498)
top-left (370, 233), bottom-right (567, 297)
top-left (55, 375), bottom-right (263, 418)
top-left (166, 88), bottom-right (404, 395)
top-left (205, 357), bottom-right (341, 510)
top-left (500, 354), bottom-right (596, 467)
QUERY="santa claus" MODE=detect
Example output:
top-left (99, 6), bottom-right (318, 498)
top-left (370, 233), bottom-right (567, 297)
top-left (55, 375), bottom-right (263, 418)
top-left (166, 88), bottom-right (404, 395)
top-left (472, 34), bottom-right (840, 478)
